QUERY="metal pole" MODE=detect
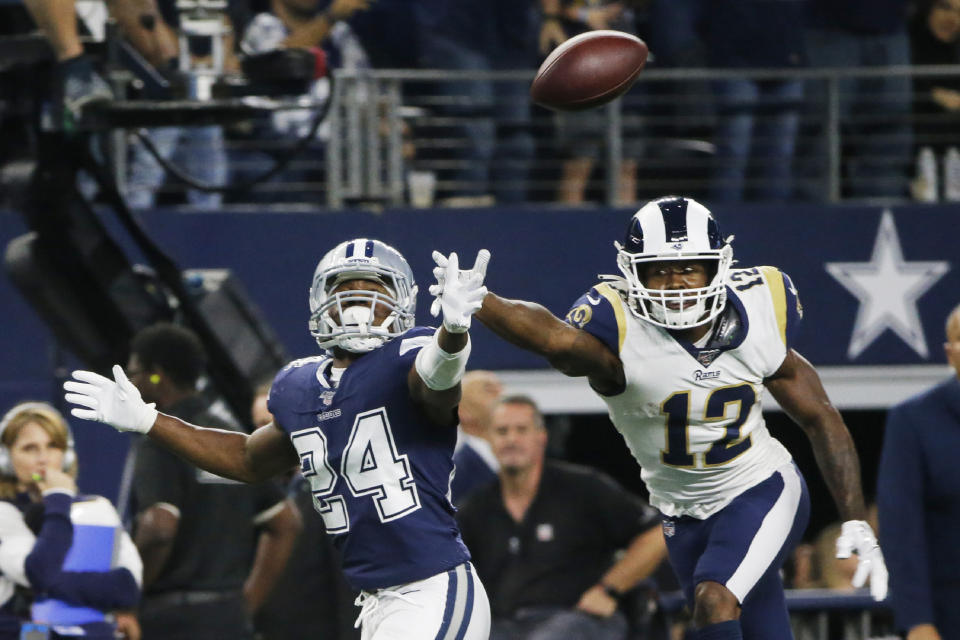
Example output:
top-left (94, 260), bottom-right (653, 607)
top-left (346, 77), bottom-right (363, 198)
top-left (827, 76), bottom-right (841, 202)
top-left (326, 71), bottom-right (344, 209)
top-left (387, 79), bottom-right (405, 206)
top-left (364, 73), bottom-right (381, 199)
top-left (605, 97), bottom-right (623, 206)
top-left (104, 19), bottom-right (127, 195)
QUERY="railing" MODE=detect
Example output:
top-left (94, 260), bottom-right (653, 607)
top-left (116, 64), bottom-right (960, 209)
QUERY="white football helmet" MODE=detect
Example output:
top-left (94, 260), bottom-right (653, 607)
top-left (615, 196), bottom-right (733, 329)
top-left (308, 239), bottom-right (418, 353)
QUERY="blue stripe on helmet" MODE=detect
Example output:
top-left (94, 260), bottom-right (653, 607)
top-left (344, 242), bottom-right (355, 258)
top-left (623, 216), bottom-right (645, 253)
top-left (657, 197), bottom-right (689, 243)
top-left (364, 240), bottom-right (374, 257)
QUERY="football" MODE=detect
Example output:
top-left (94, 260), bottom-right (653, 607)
top-left (530, 30), bottom-right (648, 112)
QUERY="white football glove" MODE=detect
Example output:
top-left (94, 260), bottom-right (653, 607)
top-left (428, 249), bottom-right (490, 333)
top-left (836, 519), bottom-right (888, 601)
top-left (63, 365), bottom-right (158, 434)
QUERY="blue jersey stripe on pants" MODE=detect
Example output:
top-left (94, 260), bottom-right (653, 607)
top-left (663, 463), bottom-right (810, 640)
top-left (435, 563), bottom-right (476, 640)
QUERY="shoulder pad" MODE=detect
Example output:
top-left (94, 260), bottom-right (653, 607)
top-left (565, 283), bottom-right (627, 355)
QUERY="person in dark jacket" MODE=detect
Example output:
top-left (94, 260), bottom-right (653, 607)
top-left (804, 0), bottom-right (914, 198)
top-left (878, 302), bottom-right (960, 640)
top-left (705, 0), bottom-right (806, 203)
top-left (457, 395), bottom-right (667, 640)
top-left (125, 324), bottom-right (300, 640)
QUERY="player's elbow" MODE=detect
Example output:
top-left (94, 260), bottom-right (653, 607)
top-left (546, 350), bottom-right (584, 377)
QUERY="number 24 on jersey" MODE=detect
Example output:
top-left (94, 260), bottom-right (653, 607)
top-left (291, 408), bottom-right (421, 533)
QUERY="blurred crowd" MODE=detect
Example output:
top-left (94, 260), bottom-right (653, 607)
top-left (3, 0), bottom-right (960, 207)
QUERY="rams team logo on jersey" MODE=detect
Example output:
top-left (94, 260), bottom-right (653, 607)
top-left (565, 304), bottom-right (592, 328)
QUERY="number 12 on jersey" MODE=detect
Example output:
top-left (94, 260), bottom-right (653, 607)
top-left (291, 408), bottom-right (421, 534)
top-left (660, 383), bottom-right (756, 468)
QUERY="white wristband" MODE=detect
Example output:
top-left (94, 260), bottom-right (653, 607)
top-left (415, 329), bottom-right (471, 391)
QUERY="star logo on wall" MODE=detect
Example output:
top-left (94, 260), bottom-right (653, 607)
top-left (826, 210), bottom-right (949, 360)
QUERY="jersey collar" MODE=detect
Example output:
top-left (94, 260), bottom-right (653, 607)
top-left (667, 286), bottom-right (749, 368)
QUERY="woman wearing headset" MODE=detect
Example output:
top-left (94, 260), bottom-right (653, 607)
top-left (0, 402), bottom-right (142, 640)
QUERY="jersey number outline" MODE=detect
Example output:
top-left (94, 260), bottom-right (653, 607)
top-left (660, 383), bottom-right (756, 468)
top-left (291, 407), bottom-right (421, 533)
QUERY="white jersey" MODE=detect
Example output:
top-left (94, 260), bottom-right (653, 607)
top-left (565, 266), bottom-right (804, 519)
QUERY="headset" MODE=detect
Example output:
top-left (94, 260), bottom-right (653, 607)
top-left (0, 402), bottom-right (77, 477)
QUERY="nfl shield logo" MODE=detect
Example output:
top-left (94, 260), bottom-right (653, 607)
top-left (696, 349), bottom-right (720, 367)
top-left (320, 390), bottom-right (336, 406)
top-left (662, 521), bottom-right (675, 537)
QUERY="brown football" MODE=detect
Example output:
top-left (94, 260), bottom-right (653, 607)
top-left (530, 30), bottom-right (648, 112)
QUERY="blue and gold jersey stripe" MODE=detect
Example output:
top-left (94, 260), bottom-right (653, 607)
top-left (595, 283), bottom-right (627, 353)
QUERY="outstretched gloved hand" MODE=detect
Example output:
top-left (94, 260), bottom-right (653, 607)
top-left (63, 365), bottom-right (158, 434)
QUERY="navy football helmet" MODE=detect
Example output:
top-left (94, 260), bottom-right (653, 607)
top-left (308, 239), bottom-right (418, 353)
top-left (615, 196), bottom-right (733, 329)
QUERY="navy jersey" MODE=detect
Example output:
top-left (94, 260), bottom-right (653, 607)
top-left (268, 327), bottom-right (470, 590)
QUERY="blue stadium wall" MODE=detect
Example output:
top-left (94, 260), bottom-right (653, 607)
top-left (1, 204), bottom-right (957, 500)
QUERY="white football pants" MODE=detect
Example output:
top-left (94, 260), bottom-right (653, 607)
top-left (355, 562), bottom-right (490, 640)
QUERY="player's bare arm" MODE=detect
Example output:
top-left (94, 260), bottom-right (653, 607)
top-left (146, 415), bottom-right (295, 483)
top-left (477, 292), bottom-right (624, 395)
top-left (764, 349), bottom-right (867, 521)
top-left (63, 365), bottom-right (298, 483)
top-left (408, 326), bottom-right (468, 426)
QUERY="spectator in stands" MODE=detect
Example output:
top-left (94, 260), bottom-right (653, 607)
top-left (124, 5), bottom-right (234, 210)
top-left (249, 381), bottom-right (359, 640)
top-left (236, 0), bottom-right (371, 203)
top-left (909, 0), bottom-right (960, 202)
top-left (20, 0), bottom-right (184, 129)
top-left (705, 0), bottom-right (806, 203)
top-left (414, 0), bottom-right (537, 205)
top-left (20, 0), bottom-right (111, 128)
top-left (878, 303), bottom-right (960, 640)
top-left (551, 0), bottom-right (645, 206)
top-left (125, 324), bottom-right (300, 640)
top-left (457, 395), bottom-right (667, 640)
top-left (0, 402), bottom-right (142, 640)
top-left (804, 0), bottom-right (913, 199)
top-left (451, 370), bottom-right (503, 504)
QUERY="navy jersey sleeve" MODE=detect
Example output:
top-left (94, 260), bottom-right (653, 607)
top-left (564, 285), bottom-right (625, 357)
top-left (759, 267), bottom-right (803, 350)
top-left (268, 356), bottom-right (328, 431)
top-left (877, 403), bottom-right (934, 629)
top-left (24, 492), bottom-right (74, 589)
top-left (392, 326), bottom-right (436, 365)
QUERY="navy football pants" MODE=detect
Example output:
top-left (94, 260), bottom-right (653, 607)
top-left (663, 464), bottom-right (810, 640)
